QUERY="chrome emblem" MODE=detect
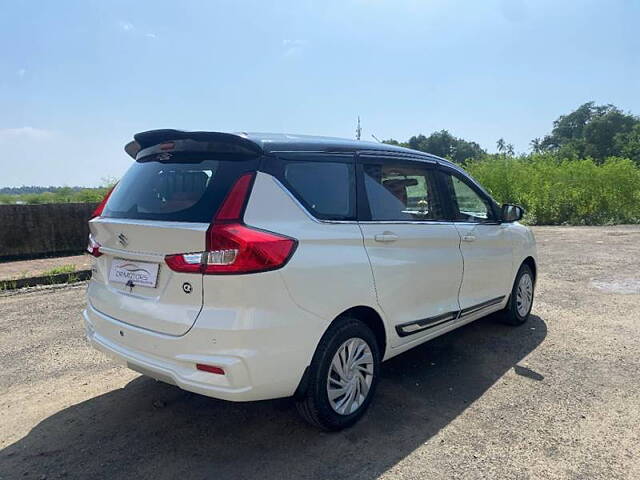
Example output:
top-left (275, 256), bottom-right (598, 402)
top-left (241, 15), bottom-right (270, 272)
top-left (118, 233), bottom-right (129, 247)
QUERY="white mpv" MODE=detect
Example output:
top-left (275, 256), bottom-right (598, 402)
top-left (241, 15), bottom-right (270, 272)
top-left (84, 130), bottom-right (537, 430)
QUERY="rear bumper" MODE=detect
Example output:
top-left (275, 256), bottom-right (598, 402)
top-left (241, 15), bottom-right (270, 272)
top-left (83, 301), bottom-right (323, 402)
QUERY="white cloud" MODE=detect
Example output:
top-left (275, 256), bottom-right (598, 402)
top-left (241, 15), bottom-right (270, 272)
top-left (0, 127), bottom-right (54, 142)
top-left (145, 33), bottom-right (158, 39)
top-left (118, 20), bottom-right (134, 32)
top-left (282, 39), bottom-right (307, 57)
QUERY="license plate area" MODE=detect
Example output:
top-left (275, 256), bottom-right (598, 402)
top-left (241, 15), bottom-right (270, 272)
top-left (109, 258), bottom-right (160, 288)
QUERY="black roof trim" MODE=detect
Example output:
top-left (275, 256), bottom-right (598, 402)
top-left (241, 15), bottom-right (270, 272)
top-left (123, 130), bottom-right (456, 169)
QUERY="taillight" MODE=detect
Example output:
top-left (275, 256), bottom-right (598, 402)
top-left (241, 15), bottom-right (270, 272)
top-left (203, 223), bottom-right (296, 274)
top-left (87, 233), bottom-right (102, 257)
top-left (165, 173), bottom-right (297, 275)
top-left (164, 252), bottom-right (203, 273)
top-left (91, 184), bottom-right (116, 219)
top-left (214, 173), bottom-right (253, 221)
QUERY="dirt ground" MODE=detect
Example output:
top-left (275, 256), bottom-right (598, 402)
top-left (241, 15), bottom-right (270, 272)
top-left (1, 226), bottom-right (639, 479)
top-left (0, 255), bottom-right (90, 281)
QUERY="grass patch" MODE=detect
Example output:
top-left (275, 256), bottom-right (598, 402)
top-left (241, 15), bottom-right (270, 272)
top-left (0, 280), bottom-right (18, 291)
top-left (42, 264), bottom-right (76, 276)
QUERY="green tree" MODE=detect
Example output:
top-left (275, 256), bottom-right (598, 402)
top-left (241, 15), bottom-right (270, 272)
top-left (530, 137), bottom-right (543, 153)
top-left (538, 102), bottom-right (639, 163)
top-left (615, 123), bottom-right (640, 166)
top-left (385, 130), bottom-right (485, 163)
top-left (382, 138), bottom-right (406, 147)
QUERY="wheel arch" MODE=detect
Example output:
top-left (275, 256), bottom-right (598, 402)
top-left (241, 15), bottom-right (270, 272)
top-left (337, 305), bottom-right (387, 356)
top-left (294, 305), bottom-right (387, 399)
top-left (522, 256), bottom-right (537, 283)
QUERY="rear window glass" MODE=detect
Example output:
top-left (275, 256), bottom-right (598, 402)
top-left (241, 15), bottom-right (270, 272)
top-left (102, 155), bottom-right (258, 222)
top-left (283, 161), bottom-right (355, 220)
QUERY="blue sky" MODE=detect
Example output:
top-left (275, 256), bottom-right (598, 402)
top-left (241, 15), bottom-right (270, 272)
top-left (1, 0), bottom-right (638, 186)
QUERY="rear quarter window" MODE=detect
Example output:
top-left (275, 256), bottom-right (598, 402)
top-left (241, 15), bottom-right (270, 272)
top-left (270, 154), bottom-right (356, 220)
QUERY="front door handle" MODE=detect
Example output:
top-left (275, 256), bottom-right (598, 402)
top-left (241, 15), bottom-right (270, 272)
top-left (374, 232), bottom-right (398, 243)
top-left (462, 234), bottom-right (476, 242)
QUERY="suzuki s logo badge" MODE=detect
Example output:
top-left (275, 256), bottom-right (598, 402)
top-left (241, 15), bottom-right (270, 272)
top-left (118, 233), bottom-right (129, 247)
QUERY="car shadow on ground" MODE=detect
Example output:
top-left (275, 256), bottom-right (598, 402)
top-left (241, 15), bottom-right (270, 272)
top-left (1, 315), bottom-right (546, 480)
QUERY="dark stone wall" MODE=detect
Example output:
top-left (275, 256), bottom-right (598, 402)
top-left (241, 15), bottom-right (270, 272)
top-left (0, 203), bottom-right (98, 260)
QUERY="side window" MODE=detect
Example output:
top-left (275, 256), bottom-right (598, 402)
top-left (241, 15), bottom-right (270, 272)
top-left (362, 162), bottom-right (443, 221)
top-left (282, 160), bottom-right (355, 220)
top-left (441, 172), bottom-right (494, 222)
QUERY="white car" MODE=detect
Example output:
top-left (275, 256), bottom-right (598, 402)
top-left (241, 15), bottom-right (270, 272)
top-left (83, 130), bottom-right (537, 430)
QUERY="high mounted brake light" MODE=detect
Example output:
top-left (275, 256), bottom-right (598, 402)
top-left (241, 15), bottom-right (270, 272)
top-left (165, 173), bottom-right (297, 275)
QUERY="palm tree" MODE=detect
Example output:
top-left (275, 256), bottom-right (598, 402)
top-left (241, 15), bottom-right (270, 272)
top-left (530, 137), bottom-right (543, 153)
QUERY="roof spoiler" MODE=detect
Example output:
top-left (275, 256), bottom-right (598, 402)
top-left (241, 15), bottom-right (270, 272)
top-left (123, 129), bottom-right (263, 159)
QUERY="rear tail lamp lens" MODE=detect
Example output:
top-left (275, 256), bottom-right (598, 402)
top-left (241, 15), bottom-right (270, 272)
top-left (90, 184), bottom-right (116, 219)
top-left (204, 223), bottom-right (296, 274)
top-left (165, 224), bottom-right (296, 274)
top-left (164, 172), bottom-right (297, 275)
top-left (87, 233), bottom-right (102, 257)
top-left (214, 173), bottom-right (254, 221)
top-left (164, 252), bottom-right (203, 273)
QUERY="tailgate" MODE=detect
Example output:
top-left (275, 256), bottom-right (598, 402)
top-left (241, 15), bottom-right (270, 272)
top-left (88, 218), bottom-right (206, 336)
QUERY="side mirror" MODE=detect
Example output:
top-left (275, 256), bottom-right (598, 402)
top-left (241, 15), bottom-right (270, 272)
top-left (501, 204), bottom-right (524, 223)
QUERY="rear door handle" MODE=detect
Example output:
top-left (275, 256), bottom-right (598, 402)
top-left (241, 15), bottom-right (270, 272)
top-left (374, 232), bottom-right (399, 243)
top-left (462, 234), bottom-right (476, 242)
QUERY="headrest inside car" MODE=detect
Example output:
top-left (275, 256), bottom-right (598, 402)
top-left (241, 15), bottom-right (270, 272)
top-left (383, 178), bottom-right (418, 188)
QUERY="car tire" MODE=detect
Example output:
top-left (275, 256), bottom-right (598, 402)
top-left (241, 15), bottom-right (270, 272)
top-left (295, 317), bottom-right (380, 431)
top-left (501, 263), bottom-right (535, 326)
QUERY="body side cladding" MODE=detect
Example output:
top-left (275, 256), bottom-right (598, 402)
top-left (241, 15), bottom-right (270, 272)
top-left (395, 295), bottom-right (505, 337)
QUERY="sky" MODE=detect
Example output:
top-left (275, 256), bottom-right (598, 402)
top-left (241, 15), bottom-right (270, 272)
top-left (1, 0), bottom-right (639, 187)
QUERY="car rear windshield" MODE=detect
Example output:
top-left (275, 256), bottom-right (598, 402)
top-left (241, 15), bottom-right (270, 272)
top-left (102, 153), bottom-right (258, 222)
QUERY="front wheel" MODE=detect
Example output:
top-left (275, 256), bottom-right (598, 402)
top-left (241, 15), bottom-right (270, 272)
top-left (295, 317), bottom-right (380, 430)
top-left (501, 263), bottom-right (535, 326)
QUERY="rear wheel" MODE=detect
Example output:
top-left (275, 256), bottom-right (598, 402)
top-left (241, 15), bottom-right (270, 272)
top-left (296, 317), bottom-right (380, 430)
top-left (501, 263), bottom-right (535, 325)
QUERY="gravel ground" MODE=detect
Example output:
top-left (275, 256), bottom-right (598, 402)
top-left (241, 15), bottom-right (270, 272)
top-left (1, 226), bottom-right (639, 479)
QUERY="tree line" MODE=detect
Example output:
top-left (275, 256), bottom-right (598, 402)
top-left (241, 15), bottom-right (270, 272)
top-left (0, 180), bottom-right (116, 205)
top-left (2, 103), bottom-right (639, 225)
top-left (384, 102), bottom-right (640, 166)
